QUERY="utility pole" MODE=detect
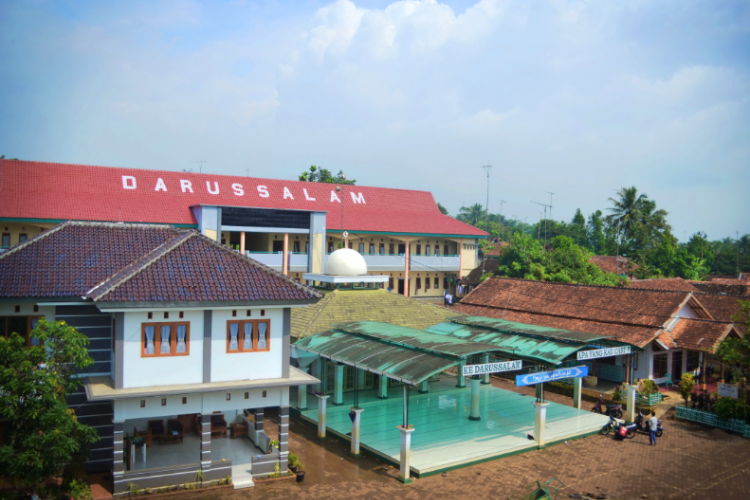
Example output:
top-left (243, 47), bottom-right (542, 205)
top-left (531, 201), bottom-right (550, 247)
top-left (547, 192), bottom-right (554, 239)
top-left (738, 231), bottom-right (741, 276)
top-left (482, 165), bottom-right (492, 273)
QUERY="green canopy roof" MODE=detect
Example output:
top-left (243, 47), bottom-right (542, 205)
top-left (424, 317), bottom-right (641, 365)
top-left (293, 321), bottom-right (509, 385)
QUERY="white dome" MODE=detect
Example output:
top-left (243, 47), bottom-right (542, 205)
top-left (325, 248), bottom-right (368, 276)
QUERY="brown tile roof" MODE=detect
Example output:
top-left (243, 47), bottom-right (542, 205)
top-left (0, 221), bottom-right (180, 298)
top-left (453, 303), bottom-right (660, 347)
top-left (457, 277), bottom-right (693, 328)
top-left (628, 278), bottom-right (701, 293)
top-left (708, 278), bottom-right (750, 285)
top-left (460, 259), bottom-right (499, 286)
top-left (691, 282), bottom-right (750, 297)
top-left (668, 318), bottom-right (739, 353)
top-left (484, 240), bottom-right (509, 257)
top-left (588, 255), bottom-right (638, 275)
top-left (290, 289), bottom-right (463, 339)
top-left (0, 221), bottom-right (322, 304)
top-left (695, 294), bottom-right (746, 323)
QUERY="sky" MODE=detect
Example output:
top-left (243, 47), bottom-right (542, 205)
top-left (1, 0), bottom-right (749, 241)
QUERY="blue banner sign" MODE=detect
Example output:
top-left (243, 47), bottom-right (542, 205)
top-left (515, 366), bottom-right (589, 387)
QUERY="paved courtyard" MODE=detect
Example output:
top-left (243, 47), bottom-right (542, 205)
top-left (188, 378), bottom-right (750, 500)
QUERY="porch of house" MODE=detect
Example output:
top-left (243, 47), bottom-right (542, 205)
top-left (292, 376), bottom-right (609, 477)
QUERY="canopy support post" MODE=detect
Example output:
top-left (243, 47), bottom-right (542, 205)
top-left (469, 376), bottom-right (481, 421)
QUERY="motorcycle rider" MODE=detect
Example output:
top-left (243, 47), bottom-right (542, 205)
top-left (648, 411), bottom-right (659, 446)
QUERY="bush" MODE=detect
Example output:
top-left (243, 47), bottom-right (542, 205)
top-left (638, 379), bottom-right (659, 396)
top-left (612, 386), bottom-right (622, 402)
top-left (714, 397), bottom-right (747, 421)
top-left (678, 373), bottom-right (695, 406)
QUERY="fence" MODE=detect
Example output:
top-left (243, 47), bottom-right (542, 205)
top-left (676, 406), bottom-right (750, 438)
top-left (637, 392), bottom-right (663, 407)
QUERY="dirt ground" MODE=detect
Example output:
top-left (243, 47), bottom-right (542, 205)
top-left (188, 379), bottom-right (750, 500)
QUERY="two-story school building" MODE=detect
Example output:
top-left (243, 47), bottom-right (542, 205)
top-left (0, 221), bottom-right (322, 494)
top-left (0, 159), bottom-right (487, 299)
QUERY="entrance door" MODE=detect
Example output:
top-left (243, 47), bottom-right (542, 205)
top-left (398, 279), bottom-right (405, 295)
top-left (398, 244), bottom-right (406, 254)
top-left (272, 240), bottom-right (283, 253)
top-left (673, 351), bottom-right (683, 380)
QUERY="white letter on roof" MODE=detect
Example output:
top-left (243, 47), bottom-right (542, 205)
top-left (303, 189), bottom-right (316, 201)
top-left (122, 175), bottom-right (137, 190)
top-left (330, 190), bottom-right (341, 203)
top-left (257, 185), bottom-right (269, 198)
top-left (350, 192), bottom-right (366, 204)
top-left (283, 187), bottom-right (294, 200)
top-left (232, 183), bottom-right (244, 196)
top-left (155, 178), bottom-right (168, 192)
top-left (206, 181), bottom-right (219, 195)
top-left (180, 180), bottom-right (193, 193)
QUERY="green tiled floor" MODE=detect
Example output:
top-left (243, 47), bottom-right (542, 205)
top-left (298, 379), bottom-right (609, 475)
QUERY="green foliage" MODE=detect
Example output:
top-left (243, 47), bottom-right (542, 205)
top-left (63, 478), bottom-right (93, 500)
top-left (457, 203), bottom-right (485, 227)
top-left (436, 202), bottom-right (448, 215)
top-left (494, 233), bottom-right (626, 286)
top-left (714, 397), bottom-right (747, 421)
top-left (0, 320), bottom-right (99, 496)
top-left (226, 474), bottom-right (231, 485)
top-left (715, 300), bottom-right (750, 385)
top-left (612, 386), bottom-right (622, 402)
top-left (298, 165), bottom-right (355, 185)
top-left (126, 482), bottom-right (140, 497)
top-left (638, 378), bottom-right (659, 396)
top-left (678, 373), bottom-right (696, 406)
top-left (195, 468), bottom-right (205, 486)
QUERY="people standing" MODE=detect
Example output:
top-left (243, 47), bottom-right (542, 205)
top-left (648, 411), bottom-right (658, 446)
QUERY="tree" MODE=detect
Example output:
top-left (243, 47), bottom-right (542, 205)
top-left (678, 373), bottom-right (695, 407)
top-left (298, 165), bottom-right (355, 185)
top-left (715, 300), bottom-right (750, 382)
top-left (457, 203), bottom-right (485, 227)
top-left (586, 210), bottom-right (607, 255)
top-left (569, 209), bottom-right (588, 248)
top-left (436, 202), bottom-right (449, 215)
top-left (0, 319), bottom-right (99, 496)
top-left (681, 255), bottom-right (709, 281)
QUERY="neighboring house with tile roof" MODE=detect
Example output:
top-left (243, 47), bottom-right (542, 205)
top-left (454, 277), bottom-right (742, 386)
top-left (627, 277), bottom-right (701, 293)
top-left (0, 159), bottom-right (486, 300)
top-left (691, 281), bottom-right (750, 297)
top-left (458, 259), bottom-right (499, 289)
top-left (0, 221), bottom-right (322, 493)
top-left (588, 255), bottom-right (639, 276)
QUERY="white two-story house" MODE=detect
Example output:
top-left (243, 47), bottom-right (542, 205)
top-left (0, 221), bottom-right (321, 495)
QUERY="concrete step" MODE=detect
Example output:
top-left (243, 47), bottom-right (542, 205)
top-left (233, 476), bottom-right (255, 489)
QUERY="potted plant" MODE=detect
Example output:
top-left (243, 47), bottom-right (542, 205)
top-left (288, 454), bottom-right (300, 473)
top-left (295, 463), bottom-right (306, 483)
top-left (269, 439), bottom-right (279, 453)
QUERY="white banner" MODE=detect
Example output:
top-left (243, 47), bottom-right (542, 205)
top-left (577, 346), bottom-right (632, 361)
top-left (718, 383), bottom-right (739, 399)
top-left (462, 360), bottom-right (522, 377)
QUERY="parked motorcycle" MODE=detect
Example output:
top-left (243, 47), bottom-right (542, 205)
top-left (613, 420), bottom-right (638, 440)
top-left (600, 415), bottom-right (617, 435)
top-left (592, 396), bottom-right (623, 419)
top-left (634, 411), bottom-right (664, 437)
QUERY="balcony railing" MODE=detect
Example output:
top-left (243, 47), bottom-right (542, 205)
top-left (245, 251), bottom-right (462, 273)
top-left (245, 252), bottom-right (309, 272)
top-left (409, 255), bottom-right (461, 272)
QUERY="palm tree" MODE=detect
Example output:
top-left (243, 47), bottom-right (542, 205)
top-left (605, 187), bottom-right (647, 242)
top-left (457, 203), bottom-right (485, 227)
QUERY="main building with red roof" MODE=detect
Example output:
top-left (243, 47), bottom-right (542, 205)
top-left (0, 159), bottom-right (487, 298)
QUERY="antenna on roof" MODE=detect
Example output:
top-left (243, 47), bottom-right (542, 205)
top-left (481, 165), bottom-right (492, 273)
top-left (193, 160), bottom-right (206, 173)
top-left (531, 201), bottom-right (550, 246)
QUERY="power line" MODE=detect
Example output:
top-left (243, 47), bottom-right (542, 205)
top-left (482, 165), bottom-right (491, 273)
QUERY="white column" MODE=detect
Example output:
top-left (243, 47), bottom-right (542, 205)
top-left (297, 374), bottom-right (308, 411)
top-left (533, 402), bottom-right (549, 449)
top-left (481, 354), bottom-right (491, 384)
top-left (626, 383), bottom-right (637, 423)
top-left (456, 362), bottom-right (466, 388)
top-left (469, 377), bottom-right (481, 421)
top-left (333, 364), bottom-right (344, 405)
top-left (397, 425), bottom-right (415, 484)
top-left (418, 380), bottom-right (429, 394)
top-left (573, 377), bottom-right (582, 409)
top-left (378, 375), bottom-right (388, 399)
top-left (349, 408), bottom-right (364, 458)
top-left (316, 394), bottom-right (330, 440)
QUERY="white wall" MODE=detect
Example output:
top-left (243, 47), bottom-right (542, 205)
top-left (0, 303), bottom-right (55, 321)
top-left (113, 387), bottom-right (288, 421)
top-left (677, 303), bottom-right (699, 318)
top-left (122, 310), bottom-right (204, 388)
top-left (210, 308), bottom-right (284, 383)
top-left (631, 342), bottom-right (653, 381)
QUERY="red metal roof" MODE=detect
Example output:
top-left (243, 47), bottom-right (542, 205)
top-left (0, 160), bottom-right (487, 237)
